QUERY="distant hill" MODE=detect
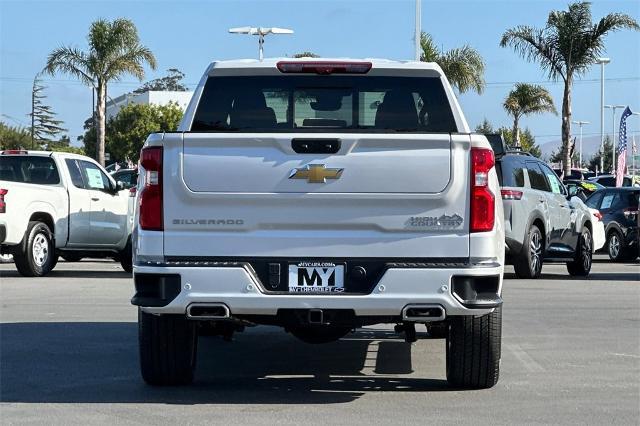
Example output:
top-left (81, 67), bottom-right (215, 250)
top-left (540, 135), bottom-right (604, 160)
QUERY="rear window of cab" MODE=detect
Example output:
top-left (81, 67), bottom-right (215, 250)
top-left (0, 156), bottom-right (60, 185)
top-left (191, 76), bottom-right (458, 133)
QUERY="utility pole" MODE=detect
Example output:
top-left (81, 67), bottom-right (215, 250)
top-left (596, 58), bottom-right (610, 175)
top-left (572, 120), bottom-right (589, 168)
top-left (415, 0), bottom-right (421, 61)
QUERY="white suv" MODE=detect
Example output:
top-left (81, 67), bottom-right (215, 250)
top-left (132, 59), bottom-right (505, 388)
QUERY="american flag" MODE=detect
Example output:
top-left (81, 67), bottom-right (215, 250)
top-left (616, 106), bottom-right (632, 187)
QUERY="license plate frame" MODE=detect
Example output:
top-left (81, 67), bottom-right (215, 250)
top-left (288, 262), bottom-right (345, 293)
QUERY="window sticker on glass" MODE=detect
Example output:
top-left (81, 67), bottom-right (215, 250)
top-left (546, 173), bottom-right (561, 194)
top-left (601, 194), bottom-right (614, 209)
top-left (86, 168), bottom-right (105, 189)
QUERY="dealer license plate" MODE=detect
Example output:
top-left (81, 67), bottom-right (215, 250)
top-left (288, 262), bottom-right (345, 293)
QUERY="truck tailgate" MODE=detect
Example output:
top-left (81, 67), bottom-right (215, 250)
top-left (161, 132), bottom-right (470, 258)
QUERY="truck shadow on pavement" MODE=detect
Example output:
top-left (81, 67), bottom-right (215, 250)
top-left (0, 269), bottom-right (131, 279)
top-left (0, 322), bottom-right (453, 405)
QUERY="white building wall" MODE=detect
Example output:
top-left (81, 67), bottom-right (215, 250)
top-left (106, 91), bottom-right (193, 120)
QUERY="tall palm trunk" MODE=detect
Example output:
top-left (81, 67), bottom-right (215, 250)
top-left (512, 116), bottom-right (520, 148)
top-left (561, 75), bottom-right (572, 175)
top-left (95, 80), bottom-right (106, 166)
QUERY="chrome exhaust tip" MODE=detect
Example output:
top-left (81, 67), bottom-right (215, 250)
top-left (186, 303), bottom-right (230, 320)
top-left (402, 304), bottom-right (446, 322)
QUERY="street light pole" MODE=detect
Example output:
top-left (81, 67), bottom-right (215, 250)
top-left (572, 120), bottom-right (589, 168)
top-left (415, 0), bottom-right (422, 61)
top-left (596, 58), bottom-right (610, 175)
top-left (604, 104), bottom-right (627, 174)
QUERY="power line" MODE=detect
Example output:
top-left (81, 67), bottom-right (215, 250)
top-left (534, 130), bottom-right (640, 138)
top-left (0, 75), bottom-right (638, 88)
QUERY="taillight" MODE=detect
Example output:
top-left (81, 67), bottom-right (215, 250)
top-left (139, 146), bottom-right (163, 230)
top-left (276, 61), bottom-right (372, 74)
top-left (501, 189), bottom-right (523, 200)
top-left (0, 188), bottom-right (7, 213)
top-left (129, 187), bottom-right (137, 197)
top-left (623, 207), bottom-right (638, 219)
top-left (1, 150), bottom-right (27, 155)
top-left (593, 211), bottom-right (603, 221)
top-left (470, 148), bottom-right (495, 233)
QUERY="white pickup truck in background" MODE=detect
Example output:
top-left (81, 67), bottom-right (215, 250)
top-left (0, 150), bottom-right (133, 276)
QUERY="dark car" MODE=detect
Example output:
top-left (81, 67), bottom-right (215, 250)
top-left (564, 179), bottom-right (605, 200)
top-left (588, 174), bottom-right (635, 188)
top-left (553, 168), bottom-right (587, 180)
top-left (585, 187), bottom-right (639, 261)
top-left (110, 168), bottom-right (138, 189)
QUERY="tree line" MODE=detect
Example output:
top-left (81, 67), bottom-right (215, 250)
top-left (2, 2), bottom-right (637, 174)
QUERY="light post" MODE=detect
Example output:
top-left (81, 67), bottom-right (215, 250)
top-left (415, 0), bottom-right (422, 60)
top-left (604, 104), bottom-right (627, 174)
top-left (229, 27), bottom-right (294, 61)
top-left (572, 120), bottom-right (589, 168)
top-left (596, 58), bottom-right (610, 174)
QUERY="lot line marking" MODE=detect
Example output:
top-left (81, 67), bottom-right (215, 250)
top-left (506, 343), bottom-right (545, 372)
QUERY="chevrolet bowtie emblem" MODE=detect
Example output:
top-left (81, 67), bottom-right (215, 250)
top-left (289, 164), bottom-right (343, 183)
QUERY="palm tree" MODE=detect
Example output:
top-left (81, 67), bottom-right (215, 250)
top-left (45, 18), bottom-right (157, 165)
top-left (500, 1), bottom-right (638, 175)
top-left (503, 83), bottom-right (557, 147)
top-left (420, 32), bottom-right (485, 94)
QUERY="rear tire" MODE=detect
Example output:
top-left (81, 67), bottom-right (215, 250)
top-left (119, 237), bottom-right (132, 273)
top-left (606, 230), bottom-right (634, 262)
top-left (446, 307), bottom-right (502, 389)
top-left (513, 224), bottom-right (543, 279)
top-left (13, 221), bottom-right (56, 277)
top-left (138, 309), bottom-right (197, 386)
top-left (567, 227), bottom-right (592, 276)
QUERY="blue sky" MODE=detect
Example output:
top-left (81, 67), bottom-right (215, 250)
top-left (1, 0), bottom-right (639, 154)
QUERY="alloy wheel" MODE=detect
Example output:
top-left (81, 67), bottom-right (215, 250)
top-left (529, 230), bottom-right (542, 274)
top-left (582, 231), bottom-right (592, 271)
top-left (609, 234), bottom-right (620, 259)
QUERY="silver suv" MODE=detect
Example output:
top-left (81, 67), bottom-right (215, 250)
top-left (497, 151), bottom-right (593, 278)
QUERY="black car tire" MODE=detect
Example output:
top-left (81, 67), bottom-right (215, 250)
top-left (446, 307), bottom-right (502, 389)
top-left (120, 237), bottom-right (132, 273)
top-left (567, 227), bottom-right (592, 276)
top-left (139, 309), bottom-right (197, 386)
top-left (13, 221), bottom-right (56, 277)
top-left (513, 224), bottom-right (543, 279)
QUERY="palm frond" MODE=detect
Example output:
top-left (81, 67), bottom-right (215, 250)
top-left (44, 46), bottom-right (95, 86)
top-left (500, 25), bottom-right (565, 81)
top-left (105, 45), bottom-right (157, 81)
top-left (439, 45), bottom-right (485, 94)
top-left (419, 32), bottom-right (439, 62)
top-left (503, 83), bottom-right (557, 121)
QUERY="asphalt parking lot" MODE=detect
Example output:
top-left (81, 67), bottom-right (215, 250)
top-left (1, 256), bottom-right (638, 425)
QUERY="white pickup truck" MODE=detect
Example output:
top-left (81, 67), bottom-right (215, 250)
top-left (133, 59), bottom-right (505, 389)
top-left (0, 150), bottom-right (133, 276)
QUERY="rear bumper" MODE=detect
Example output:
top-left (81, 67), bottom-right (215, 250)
top-left (133, 262), bottom-right (503, 318)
